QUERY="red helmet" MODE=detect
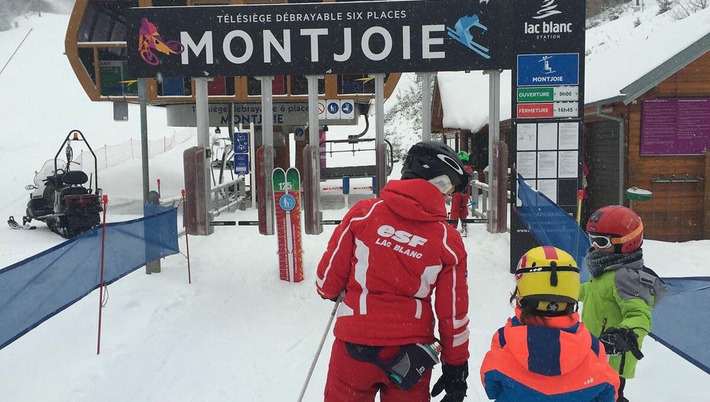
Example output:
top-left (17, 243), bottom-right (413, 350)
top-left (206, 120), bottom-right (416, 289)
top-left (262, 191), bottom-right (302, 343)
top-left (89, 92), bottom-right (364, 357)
top-left (586, 206), bottom-right (644, 254)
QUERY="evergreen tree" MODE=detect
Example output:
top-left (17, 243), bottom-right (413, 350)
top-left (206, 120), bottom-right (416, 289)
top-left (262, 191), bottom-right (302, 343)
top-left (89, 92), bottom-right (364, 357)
top-left (384, 74), bottom-right (429, 161)
top-left (0, 3), bottom-right (12, 32)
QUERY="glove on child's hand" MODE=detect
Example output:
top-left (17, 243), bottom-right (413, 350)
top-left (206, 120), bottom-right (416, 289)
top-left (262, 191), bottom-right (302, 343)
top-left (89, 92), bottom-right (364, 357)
top-left (431, 362), bottom-right (468, 402)
top-left (599, 327), bottom-right (644, 359)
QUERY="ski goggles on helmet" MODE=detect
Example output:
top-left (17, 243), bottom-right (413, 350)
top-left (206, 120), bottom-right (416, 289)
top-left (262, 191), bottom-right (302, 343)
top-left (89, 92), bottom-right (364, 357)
top-left (588, 223), bottom-right (644, 249)
top-left (428, 175), bottom-right (454, 195)
top-left (588, 234), bottom-right (614, 249)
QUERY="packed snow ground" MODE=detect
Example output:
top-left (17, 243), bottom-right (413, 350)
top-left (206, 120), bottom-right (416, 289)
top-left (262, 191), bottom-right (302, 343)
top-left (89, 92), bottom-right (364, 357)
top-left (1, 8), bottom-right (709, 402)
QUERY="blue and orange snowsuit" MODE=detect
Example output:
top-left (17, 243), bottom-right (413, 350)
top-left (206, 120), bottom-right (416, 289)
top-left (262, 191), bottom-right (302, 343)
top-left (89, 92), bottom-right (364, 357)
top-left (480, 308), bottom-right (620, 401)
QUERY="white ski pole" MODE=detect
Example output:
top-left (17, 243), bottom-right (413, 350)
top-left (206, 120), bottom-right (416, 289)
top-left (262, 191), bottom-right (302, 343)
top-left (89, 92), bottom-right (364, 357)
top-left (297, 295), bottom-right (342, 402)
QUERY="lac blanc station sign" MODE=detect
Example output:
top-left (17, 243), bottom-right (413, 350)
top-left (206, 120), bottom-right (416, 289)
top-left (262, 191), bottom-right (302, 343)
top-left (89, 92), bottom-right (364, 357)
top-left (125, 0), bottom-right (513, 78)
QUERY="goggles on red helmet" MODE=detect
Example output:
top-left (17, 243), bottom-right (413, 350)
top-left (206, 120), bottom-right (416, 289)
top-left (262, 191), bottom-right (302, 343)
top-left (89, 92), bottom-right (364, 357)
top-left (588, 222), bottom-right (644, 249)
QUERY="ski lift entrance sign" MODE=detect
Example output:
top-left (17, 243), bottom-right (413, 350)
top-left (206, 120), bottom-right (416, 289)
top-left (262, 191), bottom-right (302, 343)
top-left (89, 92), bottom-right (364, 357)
top-left (125, 0), bottom-right (514, 78)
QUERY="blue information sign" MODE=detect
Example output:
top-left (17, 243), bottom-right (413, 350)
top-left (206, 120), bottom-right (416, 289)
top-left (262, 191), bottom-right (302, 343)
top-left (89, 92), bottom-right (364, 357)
top-left (234, 153), bottom-right (249, 174)
top-left (234, 131), bottom-right (249, 153)
top-left (516, 53), bottom-right (579, 87)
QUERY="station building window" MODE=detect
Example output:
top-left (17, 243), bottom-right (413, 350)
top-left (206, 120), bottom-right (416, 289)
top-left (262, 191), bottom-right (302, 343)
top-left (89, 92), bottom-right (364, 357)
top-left (208, 76), bottom-right (235, 96)
top-left (158, 77), bottom-right (192, 96)
top-left (247, 75), bottom-right (323, 96)
top-left (290, 75), bottom-right (324, 95)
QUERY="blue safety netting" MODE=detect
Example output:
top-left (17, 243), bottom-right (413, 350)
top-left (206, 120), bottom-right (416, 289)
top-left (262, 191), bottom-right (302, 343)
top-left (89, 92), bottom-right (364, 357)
top-left (0, 206), bottom-right (179, 350)
top-left (649, 277), bottom-right (710, 374)
top-left (515, 174), bottom-right (591, 281)
top-left (516, 175), bottom-right (710, 375)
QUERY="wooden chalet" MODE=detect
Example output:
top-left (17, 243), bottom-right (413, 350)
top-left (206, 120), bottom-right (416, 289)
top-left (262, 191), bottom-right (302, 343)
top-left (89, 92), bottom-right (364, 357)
top-left (433, 29), bottom-right (710, 241)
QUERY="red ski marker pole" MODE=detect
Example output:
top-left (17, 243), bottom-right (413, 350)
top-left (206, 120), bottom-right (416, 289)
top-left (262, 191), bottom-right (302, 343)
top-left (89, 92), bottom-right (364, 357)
top-left (182, 189), bottom-right (192, 284)
top-left (97, 195), bottom-right (108, 355)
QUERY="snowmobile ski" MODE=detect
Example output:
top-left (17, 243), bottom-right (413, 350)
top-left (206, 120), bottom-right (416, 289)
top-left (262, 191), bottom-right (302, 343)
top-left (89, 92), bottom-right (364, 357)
top-left (7, 216), bottom-right (36, 230)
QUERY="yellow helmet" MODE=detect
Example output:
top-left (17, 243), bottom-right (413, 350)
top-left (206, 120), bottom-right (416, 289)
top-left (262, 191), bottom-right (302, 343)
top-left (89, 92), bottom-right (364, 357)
top-left (514, 246), bottom-right (580, 315)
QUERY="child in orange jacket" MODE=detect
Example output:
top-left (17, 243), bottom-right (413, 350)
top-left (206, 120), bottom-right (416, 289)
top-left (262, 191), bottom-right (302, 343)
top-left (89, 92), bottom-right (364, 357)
top-left (480, 246), bottom-right (620, 401)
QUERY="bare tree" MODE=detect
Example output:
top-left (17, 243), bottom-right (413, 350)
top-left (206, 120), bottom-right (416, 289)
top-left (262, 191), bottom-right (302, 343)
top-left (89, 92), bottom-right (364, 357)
top-left (671, 0), bottom-right (710, 19)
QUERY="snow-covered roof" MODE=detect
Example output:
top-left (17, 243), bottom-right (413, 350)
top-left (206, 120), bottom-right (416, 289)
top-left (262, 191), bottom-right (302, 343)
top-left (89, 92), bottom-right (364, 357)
top-left (437, 3), bottom-right (710, 131)
top-left (437, 70), bottom-right (512, 132)
top-left (586, 5), bottom-right (710, 105)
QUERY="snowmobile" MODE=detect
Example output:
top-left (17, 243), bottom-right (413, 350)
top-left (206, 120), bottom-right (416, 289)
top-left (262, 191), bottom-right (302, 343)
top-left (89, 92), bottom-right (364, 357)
top-left (9, 130), bottom-right (103, 238)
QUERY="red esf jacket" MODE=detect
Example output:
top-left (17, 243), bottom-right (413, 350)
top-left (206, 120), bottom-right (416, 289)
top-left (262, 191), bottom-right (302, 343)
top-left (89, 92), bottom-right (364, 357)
top-left (316, 179), bottom-right (470, 366)
top-left (480, 308), bottom-right (620, 401)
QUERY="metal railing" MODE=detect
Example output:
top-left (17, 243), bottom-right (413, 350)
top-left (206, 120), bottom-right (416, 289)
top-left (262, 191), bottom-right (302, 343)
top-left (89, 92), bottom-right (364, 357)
top-left (210, 176), bottom-right (253, 218)
top-left (468, 171), bottom-right (490, 219)
top-left (467, 171), bottom-right (512, 221)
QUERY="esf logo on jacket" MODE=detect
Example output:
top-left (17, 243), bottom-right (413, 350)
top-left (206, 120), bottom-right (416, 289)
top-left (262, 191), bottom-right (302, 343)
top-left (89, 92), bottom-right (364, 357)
top-left (375, 224), bottom-right (427, 259)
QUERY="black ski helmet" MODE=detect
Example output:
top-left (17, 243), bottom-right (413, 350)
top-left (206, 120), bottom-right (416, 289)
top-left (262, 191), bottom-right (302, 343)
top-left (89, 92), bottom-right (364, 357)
top-left (401, 141), bottom-right (470, 194)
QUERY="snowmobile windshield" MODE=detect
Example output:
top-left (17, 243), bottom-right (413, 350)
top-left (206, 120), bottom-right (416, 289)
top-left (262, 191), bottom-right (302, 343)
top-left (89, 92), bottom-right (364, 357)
top-left (34, 159), bottom-right (67, 186)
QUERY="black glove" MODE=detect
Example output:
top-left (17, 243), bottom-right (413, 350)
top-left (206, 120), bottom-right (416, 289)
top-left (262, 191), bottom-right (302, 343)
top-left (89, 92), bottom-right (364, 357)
top-left (599, 328), bottom-right (644, 360)
top-left (431, 362), bottom-right (468, 402)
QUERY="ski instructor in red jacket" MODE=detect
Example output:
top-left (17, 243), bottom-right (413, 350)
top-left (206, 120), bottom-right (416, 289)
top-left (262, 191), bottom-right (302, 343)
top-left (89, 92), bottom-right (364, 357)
top-left (316, 141), bottom-right (471, 402)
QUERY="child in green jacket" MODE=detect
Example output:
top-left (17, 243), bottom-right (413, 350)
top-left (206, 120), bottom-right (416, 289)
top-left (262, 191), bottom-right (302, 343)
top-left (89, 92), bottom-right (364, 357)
top-left (580, 206), bottom-right (666, 402)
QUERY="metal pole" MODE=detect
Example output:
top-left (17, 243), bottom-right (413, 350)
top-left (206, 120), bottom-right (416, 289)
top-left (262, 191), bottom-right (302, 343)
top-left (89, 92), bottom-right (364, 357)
top-left (139, 79), bottom-right (161, 273)
top-left (305, 75), bottom-right (322, 234)
top-left (421, 73), bottom-right (433, 141)
top-left (250, 121), bottom-right (256, 208)
top-left (228, 102), bottom-right (235, 146)
top-left (0, 29), bottom-right (32, 77)
top-left (258, 76), bottom-right (275, 235)
top-left (485, 70), bottom-right (502, 233)
top-left (297, 299), bottom-right (342, 402)
top-left (374, 73), bottom-right (386, 195)
top-left (139, 79), bottom-right (150, 203)
top-left (258, 77), bottom-right (274, 148)
top-left (195, 77), bottom-right (213, 234)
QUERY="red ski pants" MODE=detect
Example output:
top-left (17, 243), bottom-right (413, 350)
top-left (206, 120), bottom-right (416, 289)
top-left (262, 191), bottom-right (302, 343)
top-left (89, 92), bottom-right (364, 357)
top-left (324, 339), bottom-right (433, 402)
top-left (450, 193), bottom-right (470, 221)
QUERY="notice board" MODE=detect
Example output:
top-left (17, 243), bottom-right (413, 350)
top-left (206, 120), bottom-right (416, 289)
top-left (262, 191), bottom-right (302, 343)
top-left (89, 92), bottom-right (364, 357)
top-left (641, 97), bottom-right (710, 155)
